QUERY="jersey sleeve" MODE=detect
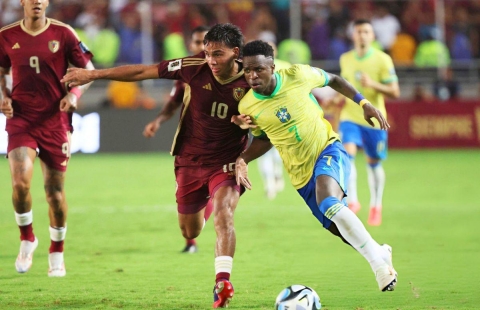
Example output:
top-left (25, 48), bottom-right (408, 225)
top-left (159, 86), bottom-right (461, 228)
top-left (157, 52), bottom-right (206, 84)
top-left (0, 35), bottom-right (11, 68)
top-left (64, 26), bottom-right (93, 68)
top-left (380, 55), bottom-right (398, 84)
top-left (169, 80), bottom-right (185, 103)
top-left (251, 128), bottom-right (268, 139)
top-left (303, 65), bottom-right (329, 89)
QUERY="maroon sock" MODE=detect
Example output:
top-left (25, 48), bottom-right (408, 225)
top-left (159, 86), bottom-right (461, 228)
top-left (216, 272), bottom-right (230, 283)
top-left (204, 200), bottom-right (214, 222)
top-left (19, 224), bottom-right (35, 242)
top-left (49, 240), bottom-right (64, 253)
top-left (186, 239), bottom-right (196, 246)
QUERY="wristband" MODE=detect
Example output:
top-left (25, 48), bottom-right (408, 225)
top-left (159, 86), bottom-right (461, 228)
top-left (353, 93), bottom-right (368, 107)
top-left (69, 87), bottom-right (82, 99)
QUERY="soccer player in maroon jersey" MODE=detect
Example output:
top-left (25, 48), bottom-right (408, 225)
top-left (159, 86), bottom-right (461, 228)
top-left (62, 23), bottom-right (248, 308)
top-left (143, 25), bottom-right (210, 254)
top-left (0, 0), bottom-right (94, 277)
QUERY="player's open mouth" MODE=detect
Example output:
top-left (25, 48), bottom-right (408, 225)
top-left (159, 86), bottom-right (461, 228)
top-left (33, 8), bottom-right (42, 12)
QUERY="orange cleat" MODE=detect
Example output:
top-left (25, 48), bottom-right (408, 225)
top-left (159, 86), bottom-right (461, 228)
top-left (348, 202), bottom-right (361, 214)
top-left (368, 206), bottom-right (382, 226)
top-left (213, 280), bottom-right (234, 308)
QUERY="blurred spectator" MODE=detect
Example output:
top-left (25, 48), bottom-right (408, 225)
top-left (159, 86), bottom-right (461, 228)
top-left (227, 0), bottom-right (255, 35)
top-left (306, 17), bottom-right (329, 60)
top-left (327, 1), bottom-right (350, 38)
top-left (1, 0), bottom-right (22, 26)
top-left (76, 13), bottom-right (120, 67)
top-left (328, 28), bottom-right (350, 61)
top-left (413, 85), bottom-right (434, 102)
top-left (277, 39), bottom-right (311, 64)
top-left (449, 6), bottom-right (474, 62)
top-left (163, 32), bottom-right (188, 60)
top-left (401, 1), bottom-right (424, 40)
top-left (245, 4), bottom-right (277, 43)
top-left (433, 67), bottom-right (460, 101)
top-left (270, 0), bottom-right (290, 42)
top-left (371, 3), bottom-right (401, 51)
top-left (390, 32), bottom-right (417, 66)
top-left (105, 81), bottom-right (156, 109)
top-left (117, 3), bottom-right (155, 64)
top-left (414, 28), bottom-right (451, 68)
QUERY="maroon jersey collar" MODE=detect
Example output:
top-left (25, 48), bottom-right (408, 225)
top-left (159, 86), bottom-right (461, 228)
top-left (20, 18), bottom-right (51, 37)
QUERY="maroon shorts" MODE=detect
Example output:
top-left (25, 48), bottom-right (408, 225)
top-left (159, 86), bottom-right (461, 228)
top-left (7, 130), bottom-right (71, 172)
top-left (174, 157), bottom-right (244, 215)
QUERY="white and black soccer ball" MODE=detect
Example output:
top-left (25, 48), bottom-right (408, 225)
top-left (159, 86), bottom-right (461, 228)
top-left (275, 285), bottom-right (321, 310)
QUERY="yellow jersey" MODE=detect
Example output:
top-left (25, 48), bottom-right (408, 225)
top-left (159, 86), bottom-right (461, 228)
top-left (339, 48), bottom-right (397, 128)
top-left (239, 64), bottom-right (339, 189)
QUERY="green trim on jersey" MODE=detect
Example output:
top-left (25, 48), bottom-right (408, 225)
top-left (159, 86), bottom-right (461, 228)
top-left (354, 48), bottom-right (374, 61)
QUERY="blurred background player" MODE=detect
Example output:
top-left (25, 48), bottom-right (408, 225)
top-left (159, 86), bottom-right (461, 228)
top-left (143, 25), bottom-right (210, 253)
top-left (0, 0), bottom-right (94, 277)
top-left (235, 40), bottom-right (397, 293)
top-left (337, 19), bottom-right (400, 226)
top-left (256, 41), bottom-right (290, 200)
top-left (62, 23), bottom-right (250, 308)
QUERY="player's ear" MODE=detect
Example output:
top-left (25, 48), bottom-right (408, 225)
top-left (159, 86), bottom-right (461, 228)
top-left (232, 47), bottom-right (240, 59)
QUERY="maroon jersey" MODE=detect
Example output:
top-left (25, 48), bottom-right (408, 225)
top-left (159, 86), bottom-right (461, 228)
top-left (157, 52), bottom-right (250, 166)
top-left (170, 79), bottom-right (186, 104)
top-left (0, 19), bottom-right (93, 134)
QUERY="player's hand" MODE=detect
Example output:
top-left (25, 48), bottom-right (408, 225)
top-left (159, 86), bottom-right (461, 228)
top-left (360, 73), bottom-right (373, 88)
top-left (235, 155), bottom-right (252, 190)
top-left (143, 120), bottom-right (161, 138)
top-left (61, 68), bottom-right (92, 87)
top-left (0, 96), bottom-right (13, 119)
top-left (362, 102), bottom-right (390, 130)
top-left (231, 114), bottom-right (257, 130)
top-left (60, 93), bottom-right (78, 112)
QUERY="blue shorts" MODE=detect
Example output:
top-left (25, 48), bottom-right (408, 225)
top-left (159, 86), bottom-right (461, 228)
top-left (297, 141), bottom-right (350, 229)
top-left (339, 121), bottom-right (388, 160)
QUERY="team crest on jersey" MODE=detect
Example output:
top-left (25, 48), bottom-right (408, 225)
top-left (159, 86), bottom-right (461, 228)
top-left (233, 87), bottom-right (245, 101)
top-left (49, 40), bottom-right (60, 53)
top-left (354, 70), bottom-right (362, 81)
top-left (275, 107), bottom-right (291, 123)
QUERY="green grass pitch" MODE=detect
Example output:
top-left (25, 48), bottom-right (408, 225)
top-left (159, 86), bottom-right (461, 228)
top-left (0, 150), bottom-right (479, 309)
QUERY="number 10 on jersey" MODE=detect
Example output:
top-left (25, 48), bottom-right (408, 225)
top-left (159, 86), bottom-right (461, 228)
top-left (211, 102), bottom-right (228, 119)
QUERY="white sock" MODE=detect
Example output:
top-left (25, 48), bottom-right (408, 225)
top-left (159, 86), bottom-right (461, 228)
top-left (258, 150), bottom-right (276, 194)
top-left (367, 164), bottom-right (385, 208)
top-left (272, 149), bottom-right (283, 180)
top-left (15, 210), bottom-right (33, 226)
top-left (348, 160), bottom-right (359, 203)
top-left (49, 226), bottom-right (67, 242)
top-left (215, 256), bottom-right (233, 276)
top-left (330, 207), bottom-right (385, 272)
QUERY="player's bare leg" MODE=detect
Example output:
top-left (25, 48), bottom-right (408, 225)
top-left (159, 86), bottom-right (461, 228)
top-left (178, 208), bottom-right (205, 253)
top-left (343, 143), bottom-right (361, 214)
top-left (41, 161), bottom-right (68, 277)
top-left (366, 156), bottom-right (384, 226)
top-left (212, 186), bottom-right (238, 308)
top-left (316, 175), bottom-right (397, 292)
top-left (9, 147), bottom-right (38, 273)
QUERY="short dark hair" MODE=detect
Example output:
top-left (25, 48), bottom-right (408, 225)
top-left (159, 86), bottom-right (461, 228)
top-left (243, 40), bottom-right (274, 58)
top-left (191, 25), bottom-right (210, 36)
top-left (203, 23), bottom-right (244, 50)
top-left (353, 19), bottom-right (372, 26)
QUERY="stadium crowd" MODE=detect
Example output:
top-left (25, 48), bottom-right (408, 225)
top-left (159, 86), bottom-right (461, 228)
top-left (1, 0), bottom-right (478, 68)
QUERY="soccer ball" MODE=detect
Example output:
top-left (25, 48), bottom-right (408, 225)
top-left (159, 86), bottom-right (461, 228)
top-left (275, 285), bottom-right (321, 310)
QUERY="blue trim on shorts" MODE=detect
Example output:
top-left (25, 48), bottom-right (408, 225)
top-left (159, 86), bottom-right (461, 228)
top-left (297, 141), bottom-right (350, 229)
top-left (339, 121), bottom-right (388, 160)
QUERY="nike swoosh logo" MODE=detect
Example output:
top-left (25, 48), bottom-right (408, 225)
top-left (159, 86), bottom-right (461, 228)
top-left (254, 109), bottom-right (266, 120)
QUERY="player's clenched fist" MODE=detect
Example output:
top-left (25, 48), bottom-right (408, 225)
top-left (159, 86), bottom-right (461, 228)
top-left (143, 120), bottom-right (161, 138)
top-left (59, 93), bottom-right (78, 113)
top-left (1, 97), bottom-right (13, 119)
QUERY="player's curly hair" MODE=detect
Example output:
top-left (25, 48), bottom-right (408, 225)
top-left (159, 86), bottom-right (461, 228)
top-left (243, 40), bottom-right (274, 58)
top-left (203, 23), bottom-right (244, 50)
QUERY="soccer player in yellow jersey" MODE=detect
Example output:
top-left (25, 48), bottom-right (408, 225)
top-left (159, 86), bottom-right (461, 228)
top-left (338, 20), bottom-right (400, 225)
top-left (234, 40), bottom-right (397, 292)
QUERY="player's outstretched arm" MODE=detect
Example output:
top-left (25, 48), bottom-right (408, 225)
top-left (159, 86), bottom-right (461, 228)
top-left (0, 67), bottom-right (13, 119)
top-left (61, 63), bottom-right (159, 87)
top-left (235, 137), bottom-right (273, 189)
top-left (231, 114), bottom-right (258, 130)
top-left (60, 61), bottom-right (96, 113)
top-left (143, 98), bottom-right (182, 138)
top-left (324, 72), bottom-right (390, 130)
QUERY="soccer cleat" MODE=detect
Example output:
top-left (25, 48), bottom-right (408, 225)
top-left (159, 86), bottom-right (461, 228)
top-left (381, 244), bottom-right (393, 268)
top-left (368, 206), bottom-right (382, 226)
top-left (213, 280), bottom-right (234, 308)
top-left (48, 252), bottom-right (66, 277)
top-left (375, 264), bottom-right (397, 292)
top-left (181, 244), bottom-right (198, 253)
top-left (15, 237), bottom-right (38, 273)
top-left (348, 202), bottom-right (361, 214)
